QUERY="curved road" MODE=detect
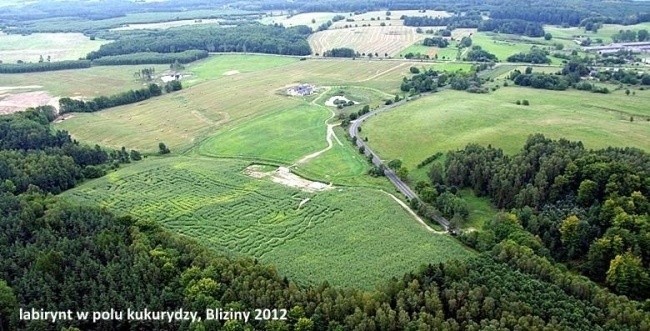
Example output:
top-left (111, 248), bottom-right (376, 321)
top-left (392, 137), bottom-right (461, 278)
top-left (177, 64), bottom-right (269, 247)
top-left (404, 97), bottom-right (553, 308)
top-left (348, 99), bottom-right (450, 230)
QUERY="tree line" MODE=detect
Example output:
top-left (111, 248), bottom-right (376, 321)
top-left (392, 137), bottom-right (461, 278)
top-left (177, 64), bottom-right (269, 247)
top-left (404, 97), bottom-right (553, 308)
top-left (477, 19), bottom-right (545, 37)
top-left (86, 24), bottom-right (312, 60)
top-left (506, 47), bottom-right (552, 64)
top-left (0, 60), bottom-right (91, 73)
top-left (59, 81), bottom-right (181, 114)
top-left (430, 134), bottom-right (650, 299)
top-left (0, 50), bottom-right (209, 74)
top-left (91, 50), bottom-right (209, 66)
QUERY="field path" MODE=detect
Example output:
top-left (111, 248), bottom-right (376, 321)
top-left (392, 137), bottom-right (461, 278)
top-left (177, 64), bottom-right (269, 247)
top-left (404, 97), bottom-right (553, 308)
top-left (357, 62), bottom-right (408, 82)
top-left (383, 191), bottom-right (445, 234)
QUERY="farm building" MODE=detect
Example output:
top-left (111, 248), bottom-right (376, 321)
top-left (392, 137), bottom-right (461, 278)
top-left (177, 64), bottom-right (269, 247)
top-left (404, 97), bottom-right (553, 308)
top-left (583, 41), bottom-right (650, 54)
top-left (286, 84), bottom-right (316, 96)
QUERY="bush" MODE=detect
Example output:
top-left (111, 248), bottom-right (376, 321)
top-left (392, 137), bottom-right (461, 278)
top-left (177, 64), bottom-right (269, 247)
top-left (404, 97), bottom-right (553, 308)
top-left (522, 99), bottom-right (530, 106)
top-left (516, 100), bottom-right (521, 105)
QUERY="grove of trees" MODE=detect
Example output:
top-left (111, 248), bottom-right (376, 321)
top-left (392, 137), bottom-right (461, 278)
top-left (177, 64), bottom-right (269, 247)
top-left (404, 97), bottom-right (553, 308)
top-left (431, 134), bottom-right (650, 300)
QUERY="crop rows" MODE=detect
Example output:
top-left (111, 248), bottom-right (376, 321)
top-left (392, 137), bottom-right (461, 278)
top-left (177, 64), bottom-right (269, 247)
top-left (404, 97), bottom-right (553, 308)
top-left (68, 160), bottom-right (340, 258)
top-left (309, 26), bottom-right (424, 57)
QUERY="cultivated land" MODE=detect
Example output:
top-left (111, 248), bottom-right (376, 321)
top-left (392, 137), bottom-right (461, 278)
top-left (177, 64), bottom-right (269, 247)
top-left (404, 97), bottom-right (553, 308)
top-left (0, 64), bottom-right (169, 97)
top-left (309, 26), bottom-right (425, 56)
top-left (56, 54), bottom-right (475, 287)
top-left (363, 87), bottom-right (650, 169)
top-left (109, 18), bottom-right (222, 31)
top-left (64, 157), bottom-right (471, 288)
top-left (0, 32), bottom-right (106, 63)
top-left (54, 56), bottom-right (465, 152)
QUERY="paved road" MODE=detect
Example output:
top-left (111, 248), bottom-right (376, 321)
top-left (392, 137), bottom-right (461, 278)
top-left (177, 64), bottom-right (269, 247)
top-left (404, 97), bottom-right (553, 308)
top-left (348, 99), bottom-right (450, 230)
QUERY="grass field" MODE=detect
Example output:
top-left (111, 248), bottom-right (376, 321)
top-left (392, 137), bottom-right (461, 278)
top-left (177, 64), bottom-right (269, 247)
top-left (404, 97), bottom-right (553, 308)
top-left (197, 104), bottom-right (330, 163)
top-left (53, 56), bottom-right (456, 152)
top-left (545, 23), bottom-right (650, 44)
top-left (459, 189), bottom-right (497, 230)
top-left (0, 64), bottom-right (169, 97)
top-left (0, 32), bottom-right (105, 63)
top-left (188, 54), bottom-right (299, 81)
top-left (309, 26), bottom-right (425, 56)
top-left (363, 87), bottom-right (650, 169)
top-left (63, 157), bottom-right (472, 288)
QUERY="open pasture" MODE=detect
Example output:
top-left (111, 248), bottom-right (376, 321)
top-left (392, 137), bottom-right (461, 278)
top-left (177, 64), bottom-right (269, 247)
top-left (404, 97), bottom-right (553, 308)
top-left (0, 32), bottom-right (105, 63)
top-left (0, 64), bottom-right (169, 97)
top-left (309, 26), bottom-right (425, 56)
top-left (363, 87), bottom-right (650, 169)
top-left (197, 104), bottom-right (330, 164)
top-left (64, 157), bottom-right (471, 288)
top-left (53, 56), bottom-right (449, 152)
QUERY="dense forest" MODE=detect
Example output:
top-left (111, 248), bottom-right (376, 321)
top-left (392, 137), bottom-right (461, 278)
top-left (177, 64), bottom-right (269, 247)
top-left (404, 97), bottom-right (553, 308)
top-left (428, 135), bottom-right (650, 300)
top-left (86, 25), bottom-right (312, 59)
top-left (0, 106), bottom-right (138, 195)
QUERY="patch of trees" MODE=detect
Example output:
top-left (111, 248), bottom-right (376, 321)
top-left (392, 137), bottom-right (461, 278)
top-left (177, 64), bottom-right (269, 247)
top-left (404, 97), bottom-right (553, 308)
top-left (86, 25), bottom-right (312, 59)
top-left (506, 47), bottom-right (552, 64)
top-left (612, 29), bottom-right (649, 42)
top-left (477, 19), bottom-right (545, 37)
top-left (401, 68), bottom-right (486, 94)
top-left (0, 106), bottom-right (138, 195)
top-left (403, 13), bottom-right (482, 29)
top-left (0, 60), bottom-right (91, 74)
top-left (3, 190), bottom-right (649, 330)
top-left (91, 50), bottom-right (209, 65)
top-left (59, 82), bottom-right (175, 114)
top-left (323, 47), bottom-right (356, 58)
top-left (510, 70), bottom-right (569, 90)
top-left (490, 8), bottom-right (586, 26)
top-left (465, 46), bottom-right (498, 62)
top-left (422, 37), bottom-right (449, 48)
top-left (434, 134), bottom-right (650, 299)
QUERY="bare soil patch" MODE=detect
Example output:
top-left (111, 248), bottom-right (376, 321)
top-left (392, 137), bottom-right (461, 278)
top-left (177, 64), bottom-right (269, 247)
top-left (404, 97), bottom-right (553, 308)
top-left (244, 165), bottom-right (332, 192)
top-left (223, 70), bottom-right (240, 76)
top-left (0, 90), bottom-right (59, 115)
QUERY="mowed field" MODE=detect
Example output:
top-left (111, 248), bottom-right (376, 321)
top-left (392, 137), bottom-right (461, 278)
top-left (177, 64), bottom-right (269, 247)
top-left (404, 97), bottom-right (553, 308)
top-left (0, 64), bottom-right (169, 97)
top-left (63, 157), bottom-right (471, 288)
top-left (309, 26), bottom-right (425, 56)
top-left (0, 32), bottom-right (106, 63)
top-left (363, 87), bottom-right (650, 170)
top-left (54, 56), bottom-right (452, 152)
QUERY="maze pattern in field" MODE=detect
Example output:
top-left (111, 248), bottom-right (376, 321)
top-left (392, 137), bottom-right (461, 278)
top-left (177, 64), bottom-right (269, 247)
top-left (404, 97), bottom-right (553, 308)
top-left (67, 159), bottom-right (339, 258)
top-left (309, 26), bottom-right (425, 56)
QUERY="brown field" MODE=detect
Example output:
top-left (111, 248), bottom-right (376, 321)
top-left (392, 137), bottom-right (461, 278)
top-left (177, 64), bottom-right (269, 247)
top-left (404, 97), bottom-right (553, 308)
top-left (309, 26), bottom-right (425, 56)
